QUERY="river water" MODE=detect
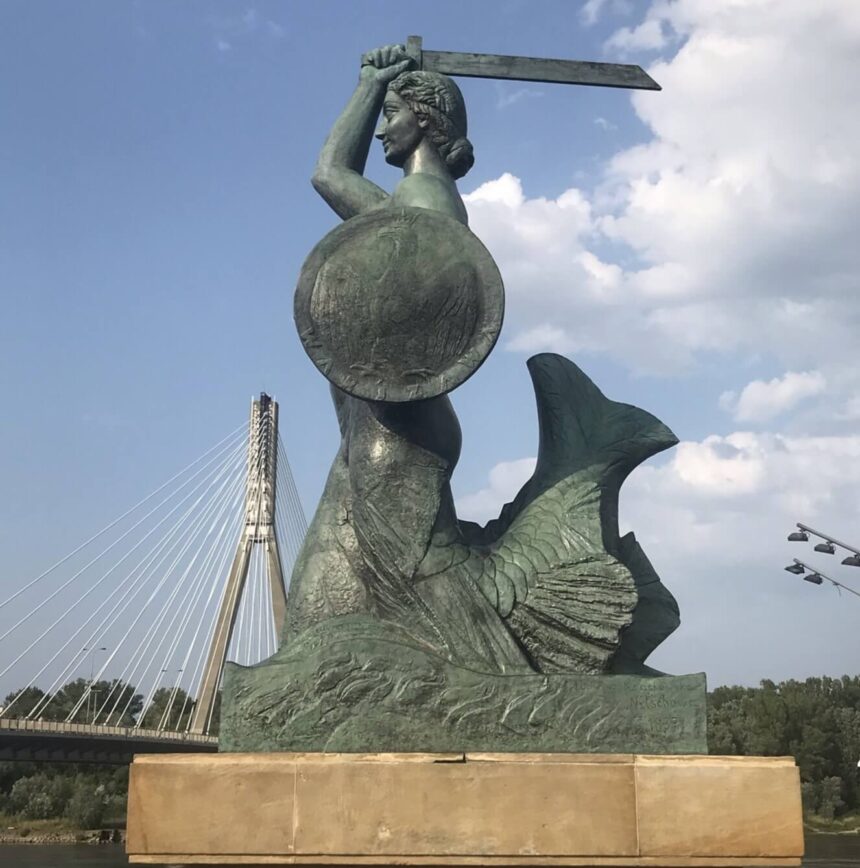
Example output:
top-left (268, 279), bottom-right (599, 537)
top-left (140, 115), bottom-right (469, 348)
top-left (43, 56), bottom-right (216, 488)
top-left (0, 835), bottom-right (857, 867)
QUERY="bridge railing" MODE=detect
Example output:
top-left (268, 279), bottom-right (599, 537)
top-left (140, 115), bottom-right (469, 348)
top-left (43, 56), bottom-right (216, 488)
top-left (0, 716), bottom-right (217, 745)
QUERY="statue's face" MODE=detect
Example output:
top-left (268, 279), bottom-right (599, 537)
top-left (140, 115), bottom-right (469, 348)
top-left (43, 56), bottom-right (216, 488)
top-left (375, 90), bottom-right (423, 167)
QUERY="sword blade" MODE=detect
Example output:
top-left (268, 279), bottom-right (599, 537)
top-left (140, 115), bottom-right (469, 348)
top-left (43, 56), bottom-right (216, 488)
top-left (421, 49), bottom-right (660, 91)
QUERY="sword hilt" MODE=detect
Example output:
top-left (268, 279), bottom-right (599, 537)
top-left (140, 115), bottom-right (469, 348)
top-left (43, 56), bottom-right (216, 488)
top-left (406, 35), bottom-right (423, 71)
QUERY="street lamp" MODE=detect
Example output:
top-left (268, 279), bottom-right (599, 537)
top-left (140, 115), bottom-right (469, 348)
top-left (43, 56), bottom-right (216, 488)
top-left (83, 646), bottom-right (108, 724)
top-left (787, 523), bottom-right (860, 567)
top-left (783, 559), bottom-right (860, 598)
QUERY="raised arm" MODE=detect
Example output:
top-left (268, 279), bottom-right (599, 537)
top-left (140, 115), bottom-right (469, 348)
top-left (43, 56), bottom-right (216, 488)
top-left (312, 45), bottom-right (413, 221)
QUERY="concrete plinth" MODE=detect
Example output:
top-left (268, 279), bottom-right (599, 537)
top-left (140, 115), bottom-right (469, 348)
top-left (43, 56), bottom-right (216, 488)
top-left (126, 752), bottom-right (803, 867)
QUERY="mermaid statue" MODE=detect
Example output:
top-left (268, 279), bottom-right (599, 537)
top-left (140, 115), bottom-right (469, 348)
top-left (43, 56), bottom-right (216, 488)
top-left (222, 45), bottom-right (705, 754)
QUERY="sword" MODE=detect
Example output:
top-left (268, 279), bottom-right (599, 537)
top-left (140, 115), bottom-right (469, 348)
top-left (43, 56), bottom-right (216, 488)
top-left (404, 35), bottom-right (660, 92)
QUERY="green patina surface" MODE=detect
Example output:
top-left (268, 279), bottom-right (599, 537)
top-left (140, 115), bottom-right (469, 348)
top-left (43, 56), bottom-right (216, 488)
top-left (222, 616), bottom-right (706, 754)
top-left (222, 354), bottom-right (706, 754)
top-left (221, 44), bottom-right (704, 755)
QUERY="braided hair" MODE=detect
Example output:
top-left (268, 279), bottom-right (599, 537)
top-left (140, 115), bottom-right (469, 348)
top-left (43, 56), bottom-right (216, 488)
top-left (388, 71), bottom-right (475, 180)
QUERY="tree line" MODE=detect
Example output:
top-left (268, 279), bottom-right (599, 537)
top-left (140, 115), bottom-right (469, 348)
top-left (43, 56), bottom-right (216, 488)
top-left (0, 761), bottom-right (127, 829)
top-left (709, 675), bottom-right (860, 820)
top-left (1, 675), bottom-right (858, 827)
top-left (0, 677), bottom-right (205, 731)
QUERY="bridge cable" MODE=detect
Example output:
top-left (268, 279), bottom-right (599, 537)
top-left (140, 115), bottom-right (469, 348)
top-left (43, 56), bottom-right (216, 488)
top-left (157, 471), bottom-right (250, 731)
top-left (0, 422), bottom-right (247, 615)
top-left (177, 498), bottom-right (246, 730)
top-left (23, 438), bottom-right (249, 722)
top-left (78, 437), bottom-right (247, 724)
top-left (129, 461), bottom-right (249, 729)
top-left (0, 426), bottom-right (247, 652)
top-left (67, 441), bottom-right (248, 724)
top-left (227, 430), bottom-right (268, 669)
top-left (82, 443), bottom-right (248, 726)
top-left (0, 432), bottom-right (245, 719)
top-left (102, 450), bottom-right (249, 727)
top-left (206, 435), bottom-right (270, 733)
top-left (106, 466), bottom-right (246, 728)
top-left (1, 433), bottom-right (248, 717)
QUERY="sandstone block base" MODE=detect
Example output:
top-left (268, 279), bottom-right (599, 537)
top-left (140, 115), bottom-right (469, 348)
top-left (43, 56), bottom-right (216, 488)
top-left (126, 752), bottom-right (803, 867)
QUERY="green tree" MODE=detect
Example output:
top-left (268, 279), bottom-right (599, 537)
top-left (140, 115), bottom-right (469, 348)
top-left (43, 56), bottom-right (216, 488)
top-left (65, 777), bottom-right (106, 829)
top-left (7, 772), bottom-right (73, 819)
top-left (708, 675), bottom-right (860, 818)
top-left (42, 677), bottom-right (142, 724)
top-left (138, 686), bottom-right (196, 731)
top-left (1, 686), bottom-right (48, 718)
top-left (816, 776), bottom-right (846, 821)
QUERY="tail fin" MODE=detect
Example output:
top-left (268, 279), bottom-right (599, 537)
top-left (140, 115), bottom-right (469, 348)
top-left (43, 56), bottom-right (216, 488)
top-left (460, 354), bottom-right (680, 674)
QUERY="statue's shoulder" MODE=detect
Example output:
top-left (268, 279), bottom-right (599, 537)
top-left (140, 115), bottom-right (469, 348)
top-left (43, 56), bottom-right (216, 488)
top-left (390, 174), bottom-right (468, 225)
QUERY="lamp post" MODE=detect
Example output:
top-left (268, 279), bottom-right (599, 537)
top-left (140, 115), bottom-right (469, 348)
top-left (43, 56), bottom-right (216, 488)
top-left (783, 523), bottom-right (860, 599)
top-left (83, 645), bottom-right (107, 724)
top-left (783, 559), bottom-right (860, 599)
top-left (787, 523), bottom-right (860, 567)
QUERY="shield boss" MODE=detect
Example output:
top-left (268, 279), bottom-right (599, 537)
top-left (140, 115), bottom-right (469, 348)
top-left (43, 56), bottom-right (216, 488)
top-left (295, 207), bottom-right (504, 402)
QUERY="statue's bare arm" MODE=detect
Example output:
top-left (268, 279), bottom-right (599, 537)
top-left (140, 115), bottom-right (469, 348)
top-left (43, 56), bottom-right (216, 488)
top-left (312, 46), bottom-right (412, 221)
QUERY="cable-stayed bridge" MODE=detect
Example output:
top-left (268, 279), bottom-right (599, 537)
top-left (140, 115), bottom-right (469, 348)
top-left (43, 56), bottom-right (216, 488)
top-left (0, 394), bottom-right (306, 763)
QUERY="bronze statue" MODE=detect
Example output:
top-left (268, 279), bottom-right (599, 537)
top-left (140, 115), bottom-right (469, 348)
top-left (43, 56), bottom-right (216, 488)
top-left (223, 44), bottom-right (705, 754)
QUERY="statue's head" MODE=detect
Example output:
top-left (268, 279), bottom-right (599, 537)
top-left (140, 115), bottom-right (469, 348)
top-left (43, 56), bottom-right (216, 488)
top-left (380, 71), bottom-right (474, 180)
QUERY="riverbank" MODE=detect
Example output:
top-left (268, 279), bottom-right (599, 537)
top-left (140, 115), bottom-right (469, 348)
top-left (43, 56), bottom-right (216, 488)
top-left (806, 813), bottom-right (860, 836)
top-left (0, 831), bottom-right (122, 844)
top-left (1, 812), bottom-right (856, 847)
top-left (0, 815), bottom-right (123, 845)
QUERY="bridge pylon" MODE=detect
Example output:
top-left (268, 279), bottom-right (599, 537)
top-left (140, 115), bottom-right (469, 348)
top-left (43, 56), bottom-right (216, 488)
top-left (190, 393), bottom-right (286, 734)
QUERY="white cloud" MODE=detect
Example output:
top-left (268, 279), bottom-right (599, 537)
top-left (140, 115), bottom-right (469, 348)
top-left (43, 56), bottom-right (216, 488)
top-left (672, 433), bottom-right (766, 496)
top-left (465, 176), bottom-right (673, 364)
top-left (720, 371), bottom-right (826, 423)
top-left (605, 18), bottom-right (668, 53)
top-left (496, 86), bottom-right (544, 110)
top-left (455, 457), bottom-right (535, 523)
top-left (622, 427), bottom-right (860, 683)
top-left (580, 0), bottom-right (634, 26)
top-left (465, 0), bottom-right (860, 393)
top-left (207, 7), bottom-right (285, 51)
top-left (506, 325), bottom-right (578, 355)
top-left (580, 0), bottom-right (610, 26)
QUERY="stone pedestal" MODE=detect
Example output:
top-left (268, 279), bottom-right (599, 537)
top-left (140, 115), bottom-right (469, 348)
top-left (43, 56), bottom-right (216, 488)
top-left (126, 752), bottom-right (803, 867)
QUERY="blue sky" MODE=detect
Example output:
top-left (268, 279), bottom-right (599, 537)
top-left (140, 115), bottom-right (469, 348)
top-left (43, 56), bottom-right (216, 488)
top-left (2, 0), bottom-right (859, 698)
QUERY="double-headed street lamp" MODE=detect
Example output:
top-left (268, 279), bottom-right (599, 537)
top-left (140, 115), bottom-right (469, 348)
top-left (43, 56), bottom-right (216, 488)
top-left (784, 559), bottom-right (860, 598)
top-left (83, 645), bottom-right (108, 724)
top-left (784, 523), bottom-right (860, 599)
top-left (786, 523), bottom-right (860, 567)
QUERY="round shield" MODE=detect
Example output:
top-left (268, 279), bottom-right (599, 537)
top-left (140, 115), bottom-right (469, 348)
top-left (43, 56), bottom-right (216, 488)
top-left (294, 207), bottom-right (504, 403)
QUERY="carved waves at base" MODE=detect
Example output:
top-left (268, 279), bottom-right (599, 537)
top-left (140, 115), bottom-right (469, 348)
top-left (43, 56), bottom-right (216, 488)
top-left (221, 616), bottom-right (707, 754)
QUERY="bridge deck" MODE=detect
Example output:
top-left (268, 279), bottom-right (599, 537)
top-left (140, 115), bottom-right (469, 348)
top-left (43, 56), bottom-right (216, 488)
top-left (0, 717), bottom-right (218, 764)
